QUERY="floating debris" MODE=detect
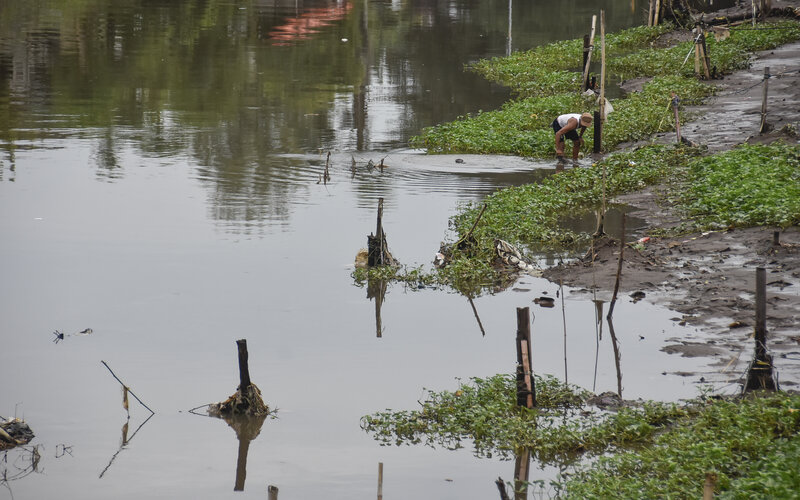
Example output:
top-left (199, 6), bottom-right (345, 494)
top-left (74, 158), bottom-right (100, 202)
top-left (0, 418), bottom-right (34, 450)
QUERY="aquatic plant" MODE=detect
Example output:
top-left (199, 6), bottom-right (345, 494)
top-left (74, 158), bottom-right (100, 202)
top-left (361, 375), bottom-right (800, 498)
top-left (556, 391), bottom-right (800, 498)
top-left (411, 20), bottom-right (800, 157)
top-left (679, 143), bottom-right (800, 230)
top-left (361, 373), bottom-right (689, 462)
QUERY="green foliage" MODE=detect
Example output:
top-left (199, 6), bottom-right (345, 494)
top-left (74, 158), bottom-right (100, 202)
top-left (450, 145), bottom-right (696, 251)
top-left (412, 20), bottom-right (800, 158)
top-left (558, 392), bottom-right (800, 499)
top-left (360, 373), bottom-right (688, 462)
top-left (680, 143), bottom-right (800, 230)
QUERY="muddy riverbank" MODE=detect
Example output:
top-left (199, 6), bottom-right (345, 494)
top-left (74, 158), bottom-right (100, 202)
top-left (543, 12), bottom-right (800, 388)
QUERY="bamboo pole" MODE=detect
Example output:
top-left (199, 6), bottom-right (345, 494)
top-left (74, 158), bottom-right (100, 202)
top-left (599, 10), bottom-right (606, 123)
top-left (700, 32), bottom-right (712, 79)
top-left (581, 15), bottom-right (597, 92)
top-left (654, 0), bottom-right (661, 25)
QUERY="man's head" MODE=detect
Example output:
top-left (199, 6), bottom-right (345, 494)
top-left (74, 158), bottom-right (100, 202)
top-left (580, 113), bottom-right (593, 126)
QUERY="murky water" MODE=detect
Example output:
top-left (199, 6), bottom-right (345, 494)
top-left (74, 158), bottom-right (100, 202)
top-left (0, 1), bottom-right (718, 499)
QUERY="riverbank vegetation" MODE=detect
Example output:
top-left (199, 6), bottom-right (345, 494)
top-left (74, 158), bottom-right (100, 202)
top-left (361, 374), bottom-right (800, 498)
top-left (410, 19), bottom-right (800, 156)
top-left (354, 18), bottom-right (800, 295)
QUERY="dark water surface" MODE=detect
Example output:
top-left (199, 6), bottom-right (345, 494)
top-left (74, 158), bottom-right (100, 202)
top-left (1, 1), bottom-right (712, 499)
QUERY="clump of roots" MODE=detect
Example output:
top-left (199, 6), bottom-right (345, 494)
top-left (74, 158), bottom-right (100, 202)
top-left (208, 384), bottom-right (269, 417)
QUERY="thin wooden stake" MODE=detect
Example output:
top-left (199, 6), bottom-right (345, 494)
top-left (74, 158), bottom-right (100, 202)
top-left (760, 67), bottom-right (770, 133)
top-left (654, 0), bottom-right (661, 25)
top-left (581, 16), bottom-right (597, 92)
top-left (755, 267), bottom-right (767, 361)
top-left (671, 92), bottom-right (681, 144)
top-left (607, 214), bottom-right (626, 320)
top-left (101, 361), bottom-right (155, 415)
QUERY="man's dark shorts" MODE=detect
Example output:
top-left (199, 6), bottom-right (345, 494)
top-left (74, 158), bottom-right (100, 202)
top-left (552, 119), bottom-right (580, 142)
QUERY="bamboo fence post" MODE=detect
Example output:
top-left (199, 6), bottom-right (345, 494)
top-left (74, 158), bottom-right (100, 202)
top-left (581, 15), bottom-right (597, 91)
top-left (694, 27), bottom-right (701, 77)
top-left (648, 0), bottom-right (655, 26)
top-left (599, 10), bottom-right (606, 123)
top-left (700, 31), bottom-right (712, 79)
top-left (760, 67), bottom-right (770, 133)
top-left (654, 0), bottom-right (661, 25)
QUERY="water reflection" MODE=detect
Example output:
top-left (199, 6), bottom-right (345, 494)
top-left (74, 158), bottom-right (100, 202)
top-left (99, 413), bottom-right (155, 479)
top-left (367, 278), bottom-right (387, 338)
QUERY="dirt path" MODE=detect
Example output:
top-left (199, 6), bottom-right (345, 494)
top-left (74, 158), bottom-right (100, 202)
top-left (543, 13), bottom-right (800, 391)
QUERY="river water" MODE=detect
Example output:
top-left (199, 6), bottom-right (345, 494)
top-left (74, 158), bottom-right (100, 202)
top-left (1, 1), bottom-right (714, 499)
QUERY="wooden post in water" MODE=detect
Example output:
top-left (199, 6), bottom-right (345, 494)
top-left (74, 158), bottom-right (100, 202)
top-left (515, 307), bottom-right (536, 408)
top-left (760, 67), bottom-right (770, 133)
top-left (773, 231), bottom-right (780, 246)
top-left (268, 485), bottom-right (279, 500)
top-left (754, 267), bottom-right (767, 361)
top-left (671, 92), bottom-right (681, 144)
top-left (581, 16), bottom-right (597, 92)
top-left (744, 267), bottom-right (777, 391)
top-left (236, 339), bottom-right (251, 390)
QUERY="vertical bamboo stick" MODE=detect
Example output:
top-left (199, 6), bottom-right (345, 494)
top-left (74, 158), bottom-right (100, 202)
top-left (581, 15), bottom-right (597, 92)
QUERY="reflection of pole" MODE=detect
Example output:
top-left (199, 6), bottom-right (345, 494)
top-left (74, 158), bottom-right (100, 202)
top-left (607, 214), bottom-right (626, 320)
top-left (377, 462), bottom-right (384, 500)
top-left (515, 307), bottom-right (535, 408)
top-left (560, 279), bottom-right (568, 385)
top-left (234, 437), bottom-right (250, 491)
top-left (467, 296), bottom-right (487, 336)
top-left (513, 448), bottom-right (530, 500)
top-left (606, 316), bottom-right (623, 398)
